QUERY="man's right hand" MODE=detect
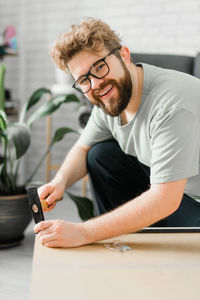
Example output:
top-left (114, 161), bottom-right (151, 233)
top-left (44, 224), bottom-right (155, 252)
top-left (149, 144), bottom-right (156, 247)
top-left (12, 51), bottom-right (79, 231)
top-left (37, 179), bottom-right (65, 212)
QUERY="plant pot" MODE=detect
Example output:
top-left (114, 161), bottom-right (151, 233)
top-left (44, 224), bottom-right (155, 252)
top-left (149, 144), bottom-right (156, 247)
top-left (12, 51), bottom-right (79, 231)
top-left (0, 193), bottom-right (32, 248)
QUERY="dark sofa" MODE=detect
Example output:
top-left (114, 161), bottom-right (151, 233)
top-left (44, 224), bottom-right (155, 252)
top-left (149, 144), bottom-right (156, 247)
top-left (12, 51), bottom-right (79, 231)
top-left (131, 52), bottom-right (200, 78)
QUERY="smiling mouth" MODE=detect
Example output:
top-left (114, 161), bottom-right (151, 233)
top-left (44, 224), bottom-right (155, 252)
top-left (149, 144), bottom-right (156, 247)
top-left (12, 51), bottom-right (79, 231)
top-left (98, 86), bottom-right (113, 97)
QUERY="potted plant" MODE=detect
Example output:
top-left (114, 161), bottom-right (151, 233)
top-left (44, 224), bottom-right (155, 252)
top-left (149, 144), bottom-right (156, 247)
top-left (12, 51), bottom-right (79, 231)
top-left (0, 63), bottom-right (87, 248)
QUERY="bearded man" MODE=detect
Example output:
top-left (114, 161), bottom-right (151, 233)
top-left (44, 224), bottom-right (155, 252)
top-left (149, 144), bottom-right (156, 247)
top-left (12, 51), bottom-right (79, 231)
top-left (34, 18), bottom-right (200, 248)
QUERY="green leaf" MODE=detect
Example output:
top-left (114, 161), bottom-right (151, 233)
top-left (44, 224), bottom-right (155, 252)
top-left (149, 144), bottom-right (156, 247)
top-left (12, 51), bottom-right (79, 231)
top-left (51, 127), bottom-right (78, 144)
top-left (5, 123), bottom-right (31, 159)
top-left (0, 163), bottom-right (3, 174)
top-left (0, 64), bottom-right (6, 111)
top-left (0, 110), bottom-right (7, 130)
top-left (27, 93), bottom-right (80, 127)
top-left (19, 87), bottom-right (51, 123)
top-left (66, 191), bottom-right (94, 221)
top-left (0, 162), bottom-right (12, 191)
top-left (26, 87), bottom-right (51, 111)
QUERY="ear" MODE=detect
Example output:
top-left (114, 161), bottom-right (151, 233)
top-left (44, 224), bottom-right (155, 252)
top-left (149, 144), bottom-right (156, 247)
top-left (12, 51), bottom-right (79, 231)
top-left (119, 46), bottom-right (131, 66)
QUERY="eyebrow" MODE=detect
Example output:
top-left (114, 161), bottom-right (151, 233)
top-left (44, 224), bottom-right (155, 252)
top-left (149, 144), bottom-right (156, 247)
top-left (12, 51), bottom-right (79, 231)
top-left (74, 55), bottom-right (107, 82)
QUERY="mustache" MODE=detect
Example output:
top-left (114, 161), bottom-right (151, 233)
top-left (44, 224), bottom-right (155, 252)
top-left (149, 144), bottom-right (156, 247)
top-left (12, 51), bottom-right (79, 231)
top-left (93, 79), bottom-right (117, 95)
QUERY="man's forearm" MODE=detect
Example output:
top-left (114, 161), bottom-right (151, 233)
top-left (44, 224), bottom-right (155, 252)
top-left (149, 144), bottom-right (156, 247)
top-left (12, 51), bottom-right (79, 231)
top-left (53, 140), bottom-right (90, 189)
top-left (82, 180), bottom-right (185, 244)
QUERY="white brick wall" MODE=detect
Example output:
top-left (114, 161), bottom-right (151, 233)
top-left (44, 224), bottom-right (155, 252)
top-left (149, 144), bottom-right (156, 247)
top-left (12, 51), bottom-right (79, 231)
top-left (0, 0), bottom-right (200, 189)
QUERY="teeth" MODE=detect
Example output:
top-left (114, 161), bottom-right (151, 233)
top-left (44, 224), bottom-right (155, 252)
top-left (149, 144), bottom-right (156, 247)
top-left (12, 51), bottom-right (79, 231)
top-left (99, 86), bottom-right (112, 97)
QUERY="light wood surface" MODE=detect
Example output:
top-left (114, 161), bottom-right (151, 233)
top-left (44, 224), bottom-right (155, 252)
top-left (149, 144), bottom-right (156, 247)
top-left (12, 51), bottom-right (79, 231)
top-left (30, 233), bottom-right (200, 300)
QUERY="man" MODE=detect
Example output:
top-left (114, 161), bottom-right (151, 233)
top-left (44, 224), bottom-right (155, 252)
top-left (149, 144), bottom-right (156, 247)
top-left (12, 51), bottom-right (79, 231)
top-left (34, 18), bottom-right (200, 248)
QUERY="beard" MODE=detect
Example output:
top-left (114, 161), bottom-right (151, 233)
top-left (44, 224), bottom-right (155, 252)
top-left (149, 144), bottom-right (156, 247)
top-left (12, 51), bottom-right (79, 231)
top-left (91, 62), bottom-right (132, 117)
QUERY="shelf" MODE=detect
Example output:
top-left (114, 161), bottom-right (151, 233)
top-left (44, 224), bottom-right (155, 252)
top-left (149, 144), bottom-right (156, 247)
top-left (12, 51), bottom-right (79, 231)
top-left (0, 46), bottom-right (18, 59)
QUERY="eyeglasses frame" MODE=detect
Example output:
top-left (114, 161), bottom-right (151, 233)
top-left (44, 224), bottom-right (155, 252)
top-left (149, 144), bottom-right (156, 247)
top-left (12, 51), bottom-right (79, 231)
top-left (72, 47), bottom-right (121, 94)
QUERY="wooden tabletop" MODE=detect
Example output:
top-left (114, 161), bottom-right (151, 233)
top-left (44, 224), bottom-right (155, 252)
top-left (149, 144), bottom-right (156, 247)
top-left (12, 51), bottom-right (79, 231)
top-left (30, 233), bottom-right (200, 300)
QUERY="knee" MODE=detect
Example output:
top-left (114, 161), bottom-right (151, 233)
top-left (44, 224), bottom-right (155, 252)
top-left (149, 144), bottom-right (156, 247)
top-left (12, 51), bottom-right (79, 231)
top-left (87, 139), bottom-right (118, 170)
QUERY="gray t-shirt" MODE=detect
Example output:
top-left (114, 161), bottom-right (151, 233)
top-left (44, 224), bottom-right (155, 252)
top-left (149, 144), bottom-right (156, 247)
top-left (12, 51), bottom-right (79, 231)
top-left (80, 63), bottom-right (200, 198)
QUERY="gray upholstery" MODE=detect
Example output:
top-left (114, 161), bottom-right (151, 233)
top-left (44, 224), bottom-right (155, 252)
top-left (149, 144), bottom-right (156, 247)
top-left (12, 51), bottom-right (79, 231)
top-left (194, 53), bottom-right (200, 78)
top-left (131, 52), bottom-right (200, 78)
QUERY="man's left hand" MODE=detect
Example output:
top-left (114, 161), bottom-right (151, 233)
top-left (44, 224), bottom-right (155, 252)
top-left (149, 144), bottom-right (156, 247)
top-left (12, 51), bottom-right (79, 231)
top-left (34, 220), bottom-right (87, 248)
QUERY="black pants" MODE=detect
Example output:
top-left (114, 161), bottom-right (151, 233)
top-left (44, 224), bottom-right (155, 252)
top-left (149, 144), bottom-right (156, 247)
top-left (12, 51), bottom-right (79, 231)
top-left (87, 139), bottom-right (200, 227)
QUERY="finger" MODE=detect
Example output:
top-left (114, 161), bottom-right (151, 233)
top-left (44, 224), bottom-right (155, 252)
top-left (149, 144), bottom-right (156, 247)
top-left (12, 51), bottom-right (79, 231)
top-left (43, 240), bottom-right (60, 248)
top-left (39, 185), bottom-right (63, 206)
top-left (42, 201), bottom-right (56, 212)
top-left (45, 193), bottom-right (57, 206)
top-left (37, 185), bottom-right (51, 200)
top-left (37, 227), bottom-right (53, 238)
top-left (34, 220), bottom-right (52, 234)
top-left (39, 233), bottom-right (55, 244)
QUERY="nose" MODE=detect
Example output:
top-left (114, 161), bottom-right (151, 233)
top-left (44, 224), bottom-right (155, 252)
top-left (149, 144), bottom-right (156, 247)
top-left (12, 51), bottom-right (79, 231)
top-left (90, 76), bottom-right (104, 90)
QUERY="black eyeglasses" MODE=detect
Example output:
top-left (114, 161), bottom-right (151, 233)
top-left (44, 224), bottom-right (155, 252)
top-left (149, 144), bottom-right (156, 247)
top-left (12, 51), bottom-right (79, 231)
top-left (72, 47), bottom-right (121, 94)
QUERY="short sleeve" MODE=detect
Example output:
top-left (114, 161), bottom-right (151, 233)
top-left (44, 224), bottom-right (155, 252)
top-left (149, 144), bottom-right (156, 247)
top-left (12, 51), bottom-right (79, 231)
top-left (150, 108), bottom-right (200, 183)
top-left (79, 106), bottom-right (113, 146)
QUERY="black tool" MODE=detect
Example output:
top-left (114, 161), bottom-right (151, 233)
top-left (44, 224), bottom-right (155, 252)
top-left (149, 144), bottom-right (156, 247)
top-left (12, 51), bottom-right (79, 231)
top-left (27, 186), bottom-right (45, 224)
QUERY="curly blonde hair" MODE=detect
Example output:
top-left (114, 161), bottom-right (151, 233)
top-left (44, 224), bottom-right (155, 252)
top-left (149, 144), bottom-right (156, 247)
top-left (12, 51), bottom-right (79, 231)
top-left (50, 17), bottom-right (122, 70)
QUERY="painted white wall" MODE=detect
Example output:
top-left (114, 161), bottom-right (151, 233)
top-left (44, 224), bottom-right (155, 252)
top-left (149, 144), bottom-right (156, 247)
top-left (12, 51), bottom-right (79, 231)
top-left (1, 0), bottom-right (200, 185)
